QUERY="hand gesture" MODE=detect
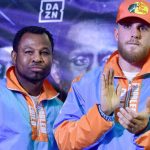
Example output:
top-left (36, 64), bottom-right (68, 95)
top-left (100, 68), bottom-right (121, 115)
top-left (117, 97), bottom-right (150, 134)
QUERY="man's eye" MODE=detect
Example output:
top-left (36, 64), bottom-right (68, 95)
top-left (70, 56), bottom-right (90, 66)
top-left (122, 24), bottom-right (131, 29)
top-left (25, 50), bottom-right (33, 54)
top-left (41, 48), bottom-right (51, 55)
top-left (139, 26), bottom-right (149, 31)
top-left (41, 51), bottom-right (50, 55)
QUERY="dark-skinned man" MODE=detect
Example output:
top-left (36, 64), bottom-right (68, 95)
top-left (0, 26), bottom-right (63, 150)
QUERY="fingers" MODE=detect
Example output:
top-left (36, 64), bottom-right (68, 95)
top-left (117, 107), bottom-right (149, 134)
top-left (116, 84), bottom-right (122, 97)
top-left (125, 108), bottom-right (142, 128)
top-left (126, 107), bottom-right (137, 118)
top-left (108, 68), bottom-right (114, 85)
top-left (102, 68), bottom-right (114, 86)
top-left (101, 73), bottom-right (106, 89)
top-left (117, 108), bottom-right (135, 129)
top-left (103, 69), bottom-right (109, 87)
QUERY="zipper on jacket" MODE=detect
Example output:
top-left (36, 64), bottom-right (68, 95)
top-left (125, 80), bottom-right (132, 107)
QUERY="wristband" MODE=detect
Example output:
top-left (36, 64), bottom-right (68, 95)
top-left (98, 104), bottom-right (114, 122)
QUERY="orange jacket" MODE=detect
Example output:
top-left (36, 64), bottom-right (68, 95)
top-left (0, 66), bottom-right (63, 150)
top-left (54, 51), bottom-right (150, 150)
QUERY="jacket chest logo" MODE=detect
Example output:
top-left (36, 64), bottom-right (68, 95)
top-left (119, 83), bottom-right (141, 112)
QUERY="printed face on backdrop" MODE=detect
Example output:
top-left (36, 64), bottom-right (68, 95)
top-left (51, 20), bottom-right (117, 93)
top-left (67, 21), bottom-right (116, 79)
top-left (0, 47), bottom-right (12, 78)
top-left (0, 0), bottom-right (124, 101)
top-left (12, 33), bottom-right (53, 83)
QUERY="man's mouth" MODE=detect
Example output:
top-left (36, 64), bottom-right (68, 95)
top-left (127, 42), bottom-right (140, 46)
top-left (127, 40), bottom-right (140, 46)
top-left (30, 66), bottom-right (43, 71)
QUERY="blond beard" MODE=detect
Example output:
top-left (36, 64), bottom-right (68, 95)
top-left (118, 42), bottom-right (149, 64)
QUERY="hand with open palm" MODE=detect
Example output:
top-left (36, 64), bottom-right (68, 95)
top-left (100, 68), bottom-right (121, 115)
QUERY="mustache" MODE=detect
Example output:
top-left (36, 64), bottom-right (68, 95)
top-left (30, 62), bottom-right (44, 67)
top-left (126, 39), bottom-right (141, 45)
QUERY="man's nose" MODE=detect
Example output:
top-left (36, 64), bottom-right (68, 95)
top-left (89, 56), bottom-right (99, 70)
top-left (131, 27), bottom-right (141, 39)
top-left (32, 52), bottom-right (42, 62)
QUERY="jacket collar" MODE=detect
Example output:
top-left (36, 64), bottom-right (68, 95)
top-left (6, 66), bottom-right (58, 101)
top-left (105, 50), bottom-right (150, 77)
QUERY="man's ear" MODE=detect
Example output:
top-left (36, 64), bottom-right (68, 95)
top-left (11, 50), bottom-right (17, 66)
top-left (114, 27), bottom-right (119, 42)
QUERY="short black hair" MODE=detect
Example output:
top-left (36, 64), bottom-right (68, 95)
top-left (13, 26), bottom-right (54, 52)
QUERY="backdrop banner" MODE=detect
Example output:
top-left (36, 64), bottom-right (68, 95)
top-left (0, 0), bottom-right (122, 101)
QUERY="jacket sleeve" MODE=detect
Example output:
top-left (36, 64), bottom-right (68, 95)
top-left (135, 121), bottom-right (150, 150)
top-left (53, 84), bottom-right (113, 150)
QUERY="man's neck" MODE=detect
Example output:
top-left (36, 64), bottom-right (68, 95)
top-left (21, 81), bottom-right (43, 96)
top-left (15, 73), bottom-right (43, 96)
top-left (118, 55), bottom-right (144, 72)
